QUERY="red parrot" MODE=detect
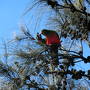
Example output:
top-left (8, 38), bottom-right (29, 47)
top-left (41, 29), bottom-right (60, 45)
top-left (37, 29), bottom-right (61, 65)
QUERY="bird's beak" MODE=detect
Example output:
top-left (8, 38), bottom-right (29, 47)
top-left (41, 31), bottom-right (43, 34)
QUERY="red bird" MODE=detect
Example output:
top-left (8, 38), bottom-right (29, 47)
top-left (41, 29), bottom-right (60, 45)
top-left (37, 29), bottom-right (61, 65)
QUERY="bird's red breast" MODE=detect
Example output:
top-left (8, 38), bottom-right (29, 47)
top-left (46, 33), bottom-right (60, 45)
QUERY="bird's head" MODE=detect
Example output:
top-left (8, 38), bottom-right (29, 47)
top-left (41, 29), bottom-right (49, 36)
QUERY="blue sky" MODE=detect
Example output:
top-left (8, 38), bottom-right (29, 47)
top-left (0, 0), bottom-right (30, 39)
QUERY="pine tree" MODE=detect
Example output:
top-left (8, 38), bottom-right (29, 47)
top-left (0, 0), bottom-right (90, 90)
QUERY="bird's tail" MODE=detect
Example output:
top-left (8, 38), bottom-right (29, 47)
top-left (49, 44), bottom-right (59, 65)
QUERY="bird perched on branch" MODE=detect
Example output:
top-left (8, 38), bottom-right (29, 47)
top-left (37, 29), bottom-right (61, 65)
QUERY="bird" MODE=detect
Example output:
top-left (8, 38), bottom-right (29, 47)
top-left (37, 29), bottom-right (61, 65)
